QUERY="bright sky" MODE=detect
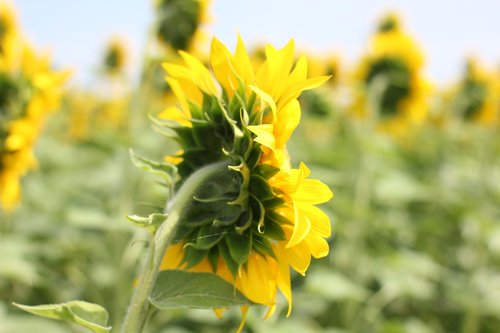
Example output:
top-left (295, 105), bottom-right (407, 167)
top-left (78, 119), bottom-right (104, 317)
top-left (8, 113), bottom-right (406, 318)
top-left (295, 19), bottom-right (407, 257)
top-left (13, 0), bottom-right (500, 85)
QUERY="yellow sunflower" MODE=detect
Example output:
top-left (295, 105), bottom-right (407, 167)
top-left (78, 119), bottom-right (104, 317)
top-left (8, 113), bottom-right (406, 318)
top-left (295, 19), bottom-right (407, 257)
top-left (353, 12), bottom-right (430, 135)
top-left (154, 0), bottom-right (211, 54)
top-left (102, 37), bottom-right (128, 76)
top-left (0, 2), bottom-right (68, 211)
top-left (451, 57), bottom-right (498, 125)
top-left (158, 35), bottom-right (333, 325)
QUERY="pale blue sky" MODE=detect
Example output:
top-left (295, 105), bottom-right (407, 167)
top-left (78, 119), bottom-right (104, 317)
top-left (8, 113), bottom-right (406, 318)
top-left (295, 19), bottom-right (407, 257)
top-left (14, 0), bottom-right (500, 85)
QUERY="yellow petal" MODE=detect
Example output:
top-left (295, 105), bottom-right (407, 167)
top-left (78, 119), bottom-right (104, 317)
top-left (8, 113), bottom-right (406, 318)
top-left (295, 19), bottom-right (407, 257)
top-left (249, 85), bottom-right (277, 122)
top-left (275, 99), bottom-right (301, 148)
top-left (235, 306), bottom-right (249, 333)
top-left (279, 75), bottom-right (331, 108)
top-left (294, 178), bottom-right (333, 205)
top-left (239, 253), bottom-right (277, 305)
top-left (246, 124), bottom-right (275, 150)
top-left (210, 37), bottom-right (236, 94)
top-left (284, 240), bottom-right (311, 275)
top-left (179, 50), bottom-right (218, 96)
top-left (165, 78), bottom-right (191, 118)
top-left (158, 106), bottom-right (190, 127)
top-left (305, 234), bottom-right (330, 258)
top-left (301, 205), bottom-right (331, 238)
top-left (286, 199), bottom-right (311, 248)
top-left (160, 244), bottom-right (185, 270)
top-left (234, 33), bottom-right (255, 85)
top-left (274, 244), bottom-right (293, 316)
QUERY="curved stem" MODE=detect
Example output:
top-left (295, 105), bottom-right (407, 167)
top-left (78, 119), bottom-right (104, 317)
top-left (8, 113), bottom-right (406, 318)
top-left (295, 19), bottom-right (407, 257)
top-left (120, 160), bottom-right (230, 333)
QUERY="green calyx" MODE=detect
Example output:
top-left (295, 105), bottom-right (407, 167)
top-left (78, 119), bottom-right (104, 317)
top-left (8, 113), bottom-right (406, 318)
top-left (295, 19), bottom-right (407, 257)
top-left (366, 57), bottom-right (411, 118)
top-left (155, 0), bottom-right (201, 51)
top-left (103, 45), bottom-right (124, 73)
top-left (158, 85), bottom-right (288, 276)
top-left (378, 15), bottom-right (400, 33)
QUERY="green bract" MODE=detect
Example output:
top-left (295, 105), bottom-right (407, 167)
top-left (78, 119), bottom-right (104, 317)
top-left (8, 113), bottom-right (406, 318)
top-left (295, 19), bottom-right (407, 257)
top-left (155, 87), bottom-right (287, 275)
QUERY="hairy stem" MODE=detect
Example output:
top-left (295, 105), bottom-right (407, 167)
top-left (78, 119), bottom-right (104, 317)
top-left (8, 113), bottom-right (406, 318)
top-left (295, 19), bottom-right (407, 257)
top-left (120, 160), bottom-right (230, 333)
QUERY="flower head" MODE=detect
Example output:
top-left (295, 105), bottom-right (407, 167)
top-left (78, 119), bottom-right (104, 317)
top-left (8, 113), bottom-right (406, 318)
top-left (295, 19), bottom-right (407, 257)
top-left (353, 12), bottom-right (430, 134)
top-left (453, 57), bottom-right (498, 124)
top-left (103, 37), bottom-right (127, 76)
top-left (155, 0), bottom-right (210, 53)
top-left (0, 2), bottom-right (68, 211)
top-left (158, 35), bottom-right (333, 320)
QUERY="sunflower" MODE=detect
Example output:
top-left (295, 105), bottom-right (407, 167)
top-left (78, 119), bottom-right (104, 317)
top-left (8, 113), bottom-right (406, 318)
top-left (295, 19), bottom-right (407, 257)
top-left (154, 0), bottom-right (211, 54)
top-left (103, 37), bottom-right (127, 76)
top-left (452, 57), bottom-right (498, 125)
top-left (0, 2), bottom-right (68, 211)
top-left (158, 35), bottom-right (333, 324)
top-left (353, 12), bottom-right (430, 135)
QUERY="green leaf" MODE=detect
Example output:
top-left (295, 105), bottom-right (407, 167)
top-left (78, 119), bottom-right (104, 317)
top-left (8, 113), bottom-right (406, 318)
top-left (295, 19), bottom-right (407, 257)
top-left (129, 149), bottom-right (178, 184)
top-left (13, 301), bottom-right (111, 333)
top-left (150, 270), bottom-right (254, 309)
top-left (127, 213), bottom-right (168, 233)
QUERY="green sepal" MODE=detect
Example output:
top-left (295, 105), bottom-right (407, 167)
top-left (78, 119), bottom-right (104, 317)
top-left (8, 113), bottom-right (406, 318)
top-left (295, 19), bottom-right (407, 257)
top-left (245, 92), bottom-right (257, 124)
top-left (181, 246), bottom-right (208, 269)
top-left (250, 195), bottom-right (266, 233)
top-left (127, 213), bottom-right (168, 234)
top-left (228, 161), bottom-right (250, 206)
top-left (225, 231), bottom-right (252, 268)
top-left (252, 235), bottom-right (276, 259)
top-left (13, 301), bottom-right (111, 333)
top-left (218, 241), bottom-right (239, 276)
top-left (234, 208), bottom-right (253, 234)
top-left (216, 98), bottom-right (244, 140)
top-left (129, 149), bottom-right (177, 185)
top-left (266, 210), bottom-right (293, 226)
top-left (254, 164), bottom-right (280, 179)
top-left (150, 270), bottom-right (254, 309)
top-left (185, 224), bottom-right (226, 250)
top-left (261, 214), bottom-right (287, 241)
top-left (192, 122), bottom-right (221, 152)
top-left (183, 202), bottom-right (226, 227)
top-left (172, 126), bottom-right (198, 148)
top-left (208, 248), bottom-right (219, 272)
top-left (262, 196), bottom-right (286, 209)
top-left (246, 145), bottom-right (262, 170)
top-left (212, 205), bottom-right (244, 227)
top-left (250, 174), bottom-right (275, 201)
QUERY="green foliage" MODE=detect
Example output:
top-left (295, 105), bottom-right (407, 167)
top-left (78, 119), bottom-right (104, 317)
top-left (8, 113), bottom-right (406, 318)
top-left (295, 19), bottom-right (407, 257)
top-left (150, 270), bottom-right (255, 309)
top-left (14, 301), bottom-right (111, 333)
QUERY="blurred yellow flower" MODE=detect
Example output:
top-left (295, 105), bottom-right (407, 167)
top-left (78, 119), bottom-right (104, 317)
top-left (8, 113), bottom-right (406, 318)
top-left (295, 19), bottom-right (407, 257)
top-left (452, 57), bottom-right (498, 125)
top-left (103, 37), bottom-right (128, 76)
top-left (0, 1), bottom-right (69, 211)
top-left (159, 35), bottom-right (333, 326)
top-left (353, 12), bottom-right (430, 135)
top-left (155, 0), bottom-right (211, 54)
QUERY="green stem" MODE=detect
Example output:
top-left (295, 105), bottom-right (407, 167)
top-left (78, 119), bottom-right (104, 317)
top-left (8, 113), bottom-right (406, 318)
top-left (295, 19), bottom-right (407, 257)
top-left (120, 160), bottom-right (230, 333)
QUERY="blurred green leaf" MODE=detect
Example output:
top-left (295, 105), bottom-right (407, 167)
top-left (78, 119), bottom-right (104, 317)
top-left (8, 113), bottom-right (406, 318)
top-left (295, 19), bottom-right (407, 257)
top-left (13, 301), bottom-right (111, 333)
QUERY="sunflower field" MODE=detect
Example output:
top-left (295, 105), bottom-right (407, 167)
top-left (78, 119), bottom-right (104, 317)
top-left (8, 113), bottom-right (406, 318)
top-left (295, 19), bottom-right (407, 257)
top-left (1, 1), bottom-right (500, 333)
